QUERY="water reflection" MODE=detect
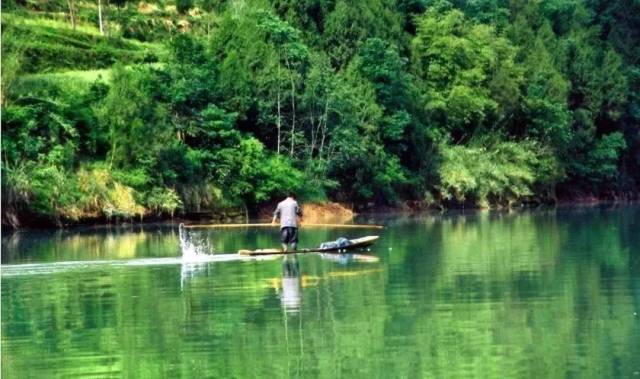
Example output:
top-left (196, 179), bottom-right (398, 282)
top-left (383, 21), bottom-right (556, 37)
top-left (319, 252), bottom-right (380, 265)
top-left (280, 256), bottom-right (301, 314)
top-left (2, 207), bottom-right (639, 378)
top-left (1, 225), bottom-right (180, 263)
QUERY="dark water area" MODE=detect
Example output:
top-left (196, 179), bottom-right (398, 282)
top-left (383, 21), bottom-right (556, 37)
top-left (2, 207), bottom-right (640, 378)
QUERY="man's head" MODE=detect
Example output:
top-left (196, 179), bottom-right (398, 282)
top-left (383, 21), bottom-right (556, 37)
top-left (288, 191), bottom-right (297, 200)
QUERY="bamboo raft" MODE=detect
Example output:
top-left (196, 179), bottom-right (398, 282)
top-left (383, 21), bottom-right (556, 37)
top-left (238, 236), bottom-right (380, 256)
top-left (183, 223), bottom-right (384, 229)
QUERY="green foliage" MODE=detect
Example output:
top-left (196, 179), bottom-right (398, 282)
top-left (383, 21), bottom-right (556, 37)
top-left (146, 187), bottom-right (182, 217)
top-left (326, 70), bottom-right (408, 203)
top-left (176, 0), bottom-right (193, 14)
top-left (355, 38), bottom-right (413, 154)
top-left (412, 8), bottom-right (522, 139)
top-left (1, 15), bottom-right (158, 73)
top-left (256, 155), bottom-right (306, 201)
top-left (2, 161), bottom-right (148, 223)
top-left (76, 164), bottom-right (146, 219)
top-left (216, 138), bottom-right (305, 204)
top-left (2, 0), bottom-right (640, 225)
top-left (2, 98), bottom-right (79, 168)
top-left (438, 138), bottom-right (562, 207)
top-left (322, 0), bottom-right (404, 67)
top-left (23, 162), bottom-right (77, 218)
top-left (115, 9), bottom-right (177, 42)
top-left (566, 132), bottom-right (627, 185)
top-left (98, 65), bottom-right (171, 168)
top-left (1, 40), bottom-right (22, 104)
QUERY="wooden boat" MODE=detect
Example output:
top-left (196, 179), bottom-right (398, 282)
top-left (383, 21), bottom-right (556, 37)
top-left (238, 236), bottom-right (379, 256)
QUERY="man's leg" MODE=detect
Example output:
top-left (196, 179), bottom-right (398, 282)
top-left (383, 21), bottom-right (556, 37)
top-left (290, 227), bottom-right (298, 251)
top-left (281, 227), bottom-right (291, 252)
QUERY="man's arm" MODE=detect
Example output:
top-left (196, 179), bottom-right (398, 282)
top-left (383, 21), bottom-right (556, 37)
top-left (272, 204), bottom-right (281, 225)
top-left (296, 203), bottom-right (303, 224)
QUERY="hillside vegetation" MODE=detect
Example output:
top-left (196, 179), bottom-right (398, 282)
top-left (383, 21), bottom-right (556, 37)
top-left (1, 0), bottom-right (639, 227)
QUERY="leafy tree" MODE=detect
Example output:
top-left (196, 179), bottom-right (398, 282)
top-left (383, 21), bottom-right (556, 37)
top-left (355, 38), bottom-right (413, 155)
top-left (510, 21), bottom-right (572, 148)
top-left (256, 10), bottom-right (309, 156)
top-left (323, 0), bottom-right (405, 67)
top-left (565, 132), bottom-right (627, 187)
top-left (412, 9), bottom-right (522, 141)
top-left (98, 65), bottom-right (172, 169)
top-left (272, 0), bottom-right (332, 43)
top-left (325, 68), bottom-right (408, 204)
top-left (300, 52), bottom-right (336, 161)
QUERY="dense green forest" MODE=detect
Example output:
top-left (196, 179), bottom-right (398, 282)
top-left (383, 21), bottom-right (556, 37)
top-left (2, 0), bottom-right (639, 227)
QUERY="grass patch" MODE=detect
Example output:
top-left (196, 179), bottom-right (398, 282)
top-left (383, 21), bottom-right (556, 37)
top-left (13, 63), bottom-right (164, 96)
top-left (2, 12), bottom-right (163, 73)
top-left (2, 11), bottom-right (103, 35)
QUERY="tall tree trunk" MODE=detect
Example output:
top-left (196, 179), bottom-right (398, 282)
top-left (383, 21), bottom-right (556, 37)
top-left (309, 111), bottom-right (317, 159)
top-left (319, 99), bottom-right (329, 160)
top-left (310, 98), bottom-right (323, 159)
top-left (289, 78), bottom-right (296, 157)
top-left (67, 0), bottom-right (76, 30)
top-left (104, 1), bottom-right (109, 36)
top-left (109, 136), bottom-right (117, 169)
top-left (98, 0), bottom-right (104, 35)
top-left (276, 54), bottom-right (282, 155)
top-left (284, 56), bottom-right (296, 157)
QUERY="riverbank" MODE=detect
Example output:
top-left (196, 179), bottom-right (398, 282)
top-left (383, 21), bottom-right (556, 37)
top-left (4, 195), bottom-right (639, 231)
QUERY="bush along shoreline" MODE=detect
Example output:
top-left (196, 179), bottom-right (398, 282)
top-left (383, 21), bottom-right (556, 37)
top-left (2, 1), bottom-right (639, 229)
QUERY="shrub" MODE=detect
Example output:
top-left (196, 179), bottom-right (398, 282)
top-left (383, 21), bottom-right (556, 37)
top-left (438, 138), bottom-right (562, 207)
top-left (76, 164), bottom-right (145, 219)
top-left (146, 187), bottom-right (182, 217)
top-left (566, 132), bottom-right (627, 186)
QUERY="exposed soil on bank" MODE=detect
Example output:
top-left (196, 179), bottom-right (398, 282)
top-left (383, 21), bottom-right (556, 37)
top-left (257, 201), bottom-right (355, 223)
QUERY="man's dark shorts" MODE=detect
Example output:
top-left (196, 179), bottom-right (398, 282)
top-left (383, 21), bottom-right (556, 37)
top-left (280, 227), bottom-right (299, 244)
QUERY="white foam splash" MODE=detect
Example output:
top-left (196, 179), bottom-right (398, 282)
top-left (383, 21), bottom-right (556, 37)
top-left (178, 223), bottom-right (216, 262)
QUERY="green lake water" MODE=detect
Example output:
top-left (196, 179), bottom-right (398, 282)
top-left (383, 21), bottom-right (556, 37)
top-left (2, 207), bottom-right (640, 378)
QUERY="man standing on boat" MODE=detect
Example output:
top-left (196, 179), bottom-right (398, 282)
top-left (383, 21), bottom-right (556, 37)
top-left (272, 192), bottom-right (303, 252)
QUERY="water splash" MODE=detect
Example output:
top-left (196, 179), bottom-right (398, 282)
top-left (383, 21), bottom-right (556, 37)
top-left (179, 223), bottom-right (216, 261)
top-left (179, 223), bottom-right (214, 288)
top-left (176, 225), bottom-right (278, 288)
